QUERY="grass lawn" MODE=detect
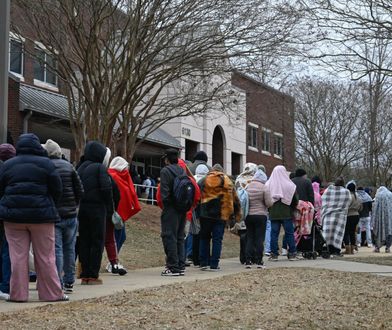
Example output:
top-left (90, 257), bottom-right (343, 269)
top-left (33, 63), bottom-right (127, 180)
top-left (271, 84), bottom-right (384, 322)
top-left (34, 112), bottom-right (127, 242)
top-left (102, 204), bottom-right (241, 270)
top-left (2, 268), bottom-right (392, 329)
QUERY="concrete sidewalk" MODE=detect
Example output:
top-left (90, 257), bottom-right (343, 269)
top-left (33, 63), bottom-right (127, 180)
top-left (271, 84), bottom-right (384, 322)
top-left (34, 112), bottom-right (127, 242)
top-left (1, 254), bottom-right (392, 314)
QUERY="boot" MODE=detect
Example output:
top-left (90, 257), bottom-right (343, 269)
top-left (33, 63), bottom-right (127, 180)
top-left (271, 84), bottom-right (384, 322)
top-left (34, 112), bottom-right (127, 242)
top-left (76, 261), bottom-right (82, 279)
top-left (344, 245), bottom-right (352, 254)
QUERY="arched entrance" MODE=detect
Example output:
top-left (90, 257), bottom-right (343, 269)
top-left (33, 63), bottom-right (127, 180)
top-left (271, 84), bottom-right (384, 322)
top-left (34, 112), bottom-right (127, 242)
top-left (212, 126), bottom-right (225, 168)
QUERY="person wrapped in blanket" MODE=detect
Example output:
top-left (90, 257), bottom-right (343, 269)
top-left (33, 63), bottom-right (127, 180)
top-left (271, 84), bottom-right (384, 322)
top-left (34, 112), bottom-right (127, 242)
top-left (234, 163), bottom-right (258, 264)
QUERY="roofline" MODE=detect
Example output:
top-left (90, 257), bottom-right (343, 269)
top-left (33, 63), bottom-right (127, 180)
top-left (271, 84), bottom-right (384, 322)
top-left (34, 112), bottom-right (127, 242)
top-left (232, 70), bottom-right (295, 102)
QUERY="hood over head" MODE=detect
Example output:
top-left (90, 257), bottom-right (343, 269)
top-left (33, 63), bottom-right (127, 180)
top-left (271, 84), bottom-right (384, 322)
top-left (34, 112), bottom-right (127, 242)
top-left (0, 143), bottom-right (16, 161)
top-left (109, 156), bottom-right (129, 171)
top-left (192, 151), bottom-right (208, 163)
top-left (83, 141), bottom-right (107, 163)
top-left (43, 139), bottom-right (62, 159)
top-left (16, 134), bottom-right (47, 157)
top-left (252, 169), bottom-right (268, 184)
top-left (212, 163), bottom-right (224, 172)
top-left (195, 164), bottom-right (209, 176)
top-left (102, 148), bottom-right (111, 168)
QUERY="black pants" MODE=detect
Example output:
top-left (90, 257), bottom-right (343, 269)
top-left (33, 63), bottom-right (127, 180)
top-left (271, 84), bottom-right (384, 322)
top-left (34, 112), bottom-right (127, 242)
top-left (78, 205), bottom-right (106, 279)
top-left (161, 206), bottom-right (186, 272)
top-left (239, 230), bottom-right (247, 264)
top-left (344, 215), bottom-right (360, 246)
top-left (245, 215), bottom-right (267, 264)
top-left (192, 234), bottom-right (200, 266)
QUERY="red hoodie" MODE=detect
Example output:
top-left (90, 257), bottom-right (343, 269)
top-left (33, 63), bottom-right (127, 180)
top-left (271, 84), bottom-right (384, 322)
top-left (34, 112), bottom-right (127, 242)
top-left (108, 168), bottom-right (141, 221)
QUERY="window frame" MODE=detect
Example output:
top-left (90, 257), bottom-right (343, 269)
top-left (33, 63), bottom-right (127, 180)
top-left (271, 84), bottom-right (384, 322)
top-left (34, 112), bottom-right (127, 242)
top-left (262, 128), bottom-right (271, 155)
top-left (274, 133), bottom-right (283, 158)
top-left (9, 37), bottom-right (24, 77)
top-left (33, 45), bottom-right (58, 88)
top-left (248, 123), bottom-right (259, 151)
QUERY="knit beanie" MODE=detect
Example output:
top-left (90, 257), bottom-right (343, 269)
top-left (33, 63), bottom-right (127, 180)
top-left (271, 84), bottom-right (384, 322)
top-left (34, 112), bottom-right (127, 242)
top-left (43, 139), bottom-right (62, 159)
top-left (295, 168), bottom-right (307, 177)
top-left (192, 151), bottom-right (208, 163)
top-left (0, 143), bottom-right (16, 161)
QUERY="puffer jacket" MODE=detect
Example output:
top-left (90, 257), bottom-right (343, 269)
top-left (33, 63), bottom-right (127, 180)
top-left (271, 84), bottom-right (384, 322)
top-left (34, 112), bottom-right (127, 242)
top-left (51, 158), bottom-right (84, 219)
top-left (77, 141), bottom-right (112, 212)
top-left (0, 134), bottom-right (62, 224)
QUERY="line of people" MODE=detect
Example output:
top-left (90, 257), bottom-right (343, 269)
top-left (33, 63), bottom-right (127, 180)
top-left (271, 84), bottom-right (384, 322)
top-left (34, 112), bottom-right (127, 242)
top-left (0, 134), bottom-right (141, 302)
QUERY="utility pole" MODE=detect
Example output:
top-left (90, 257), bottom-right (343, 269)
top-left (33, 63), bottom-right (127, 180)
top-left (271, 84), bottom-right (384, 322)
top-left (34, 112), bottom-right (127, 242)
top-left (0, 0), bottom-right (10, 143)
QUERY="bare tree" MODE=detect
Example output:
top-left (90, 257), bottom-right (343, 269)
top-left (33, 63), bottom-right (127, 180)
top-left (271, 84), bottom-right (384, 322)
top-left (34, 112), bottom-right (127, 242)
top-left (12, 0), bottom-right (303, 159)
top-left (291, 78), bottom-right (364, 182)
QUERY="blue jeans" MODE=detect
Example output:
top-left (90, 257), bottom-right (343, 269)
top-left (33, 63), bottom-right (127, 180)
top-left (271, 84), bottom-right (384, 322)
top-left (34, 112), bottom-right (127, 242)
top-left (199, 219), bottom-right (225, 269)
top-left (0, 239), bottom-right (11, 293)
top-left (264, 219), bottom-right (271, 253)
top-left (270, 219), bottom-right (296, 256)
top-left (55, 218), bottom-right (78, 286)
top-left (185, 233), bottom-right (193, 258)
top-left (115, 226), bottom-right (126, 253)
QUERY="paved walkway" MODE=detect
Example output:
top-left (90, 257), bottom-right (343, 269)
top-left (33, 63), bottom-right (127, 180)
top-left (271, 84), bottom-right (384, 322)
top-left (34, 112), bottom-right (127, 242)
top-left (1, 250), bottom-right (392, 314)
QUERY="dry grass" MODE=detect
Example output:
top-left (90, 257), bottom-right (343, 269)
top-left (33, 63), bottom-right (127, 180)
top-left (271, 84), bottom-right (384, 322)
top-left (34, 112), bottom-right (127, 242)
top-left (102, 204), bottom-right (241, 270)
top-left (1, 268), bottom-right (392, 329)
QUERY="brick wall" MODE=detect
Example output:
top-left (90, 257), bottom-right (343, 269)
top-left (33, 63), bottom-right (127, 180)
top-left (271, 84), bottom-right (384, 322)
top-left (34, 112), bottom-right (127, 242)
top-left (7, 76), bottom-right (24, 144)
top-left (232, 71), bottom-right (296, 176)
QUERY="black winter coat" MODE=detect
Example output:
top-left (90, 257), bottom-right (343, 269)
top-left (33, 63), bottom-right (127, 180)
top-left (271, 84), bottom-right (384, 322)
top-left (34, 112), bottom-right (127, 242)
top-left (0, 134), bottom-right (62, 224)
top-left (291, 176), bottom-right (315, 205)
top-left (50, 158), bottom-right (84, 219)
top-left (77, 141), bottom-right (112, 213)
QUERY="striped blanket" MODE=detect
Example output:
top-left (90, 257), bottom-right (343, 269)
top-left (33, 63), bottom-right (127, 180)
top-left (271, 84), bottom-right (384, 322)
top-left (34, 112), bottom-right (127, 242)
top-left (321, 185), bottom-right (351, 250)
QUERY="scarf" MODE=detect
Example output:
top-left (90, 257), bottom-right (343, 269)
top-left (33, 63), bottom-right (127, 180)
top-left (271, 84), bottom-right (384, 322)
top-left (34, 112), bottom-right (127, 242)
top-left (265, 165), bottom-right (296, 206)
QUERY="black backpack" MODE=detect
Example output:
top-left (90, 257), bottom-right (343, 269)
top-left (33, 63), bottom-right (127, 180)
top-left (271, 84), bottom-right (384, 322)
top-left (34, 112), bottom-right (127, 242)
top-left (167, 167), bottom-right (195, 213)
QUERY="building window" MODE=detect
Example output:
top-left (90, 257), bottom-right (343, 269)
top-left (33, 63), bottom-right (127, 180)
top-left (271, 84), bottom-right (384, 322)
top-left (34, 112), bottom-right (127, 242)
top-left (263, 129), bottom-right (271, 153)
top-left (34, 48), bottom-right (57, 86)
top-left (274, 134), bottom-right (283, 157)
top-left (9, 39), bottom-right (23, 75)
top-left (248, 125), bottom-right (258, 149)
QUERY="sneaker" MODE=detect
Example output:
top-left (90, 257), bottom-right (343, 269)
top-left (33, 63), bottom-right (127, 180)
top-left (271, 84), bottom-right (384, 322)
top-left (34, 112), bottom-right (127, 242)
top-left (0, 292), bottom-right (10, 300)
top-left (161, 268), bottom-right (181, 276)
top-left (281, 248), bottom-right (288, 256)
top-left (268, 255), bottom-right (278, 262)
top-left (386, 248), bottom-right (391, 253)
top-left (264, 251), bottom-right (271, 256)
top-left (368, 243), bottom-right (373, 248)
top-left (288, 254), bottom-right (300, 261)
top-left (209, 266), bottom-right (220, 272)
top-left (245, 262), bottom-right (252, 269)
top-left (112, 264), bottom-right (127, 276)
top-left (256, 263), bottom-right (266, 269)
top-left (374, 247), bottom-right (380, 253)
top-left (63, 283), bottom-right (74, 294)
top-left (106, 262), bottom-right (112, 273)
top-left (200, 266), bottom-right (208, 271)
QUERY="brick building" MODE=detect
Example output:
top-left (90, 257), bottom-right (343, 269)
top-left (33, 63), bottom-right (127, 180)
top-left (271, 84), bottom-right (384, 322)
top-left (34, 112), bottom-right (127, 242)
top-left (232, 71), bottom-right (296, 175)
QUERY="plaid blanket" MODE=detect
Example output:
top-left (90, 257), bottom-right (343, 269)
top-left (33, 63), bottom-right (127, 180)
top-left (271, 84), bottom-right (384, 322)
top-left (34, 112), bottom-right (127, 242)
top-left (321, 185), bottom-right (351, 250)
top-left (372, 187), bottom-right (392, 247)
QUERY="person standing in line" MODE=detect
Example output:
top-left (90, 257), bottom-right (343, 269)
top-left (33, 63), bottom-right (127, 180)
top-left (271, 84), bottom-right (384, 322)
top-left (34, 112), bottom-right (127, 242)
top-left (265, 165), bottom-right (298, 261)
top-left (343, 182), bottom-right (362, 254)
top-left (372, 187), bottom-right (392, 253)
top-left (356, 187), bottom-right (373, 248)
top-left (291, 169), bottom-right (315, 205)
top-left (107, 156), bottom-right (141, 272)
top-left (159, 149), bottom-right (191, 276)
top-left (0, 134), bottom-right (67, 302)
top-left (0, 143), bottom-right (16, 300)
top-left (77, 141), bottom-right (113, 285)
top-left (43, 139), bottom-right (84, 294)
top-left (189, 151), bottom-right (211, 174)
top-left (321, 177), bottom-right (351, 257)
top-left (244, 169), bottom-right (273, 268)
top-left (199, 164), bottom-right (241, 271)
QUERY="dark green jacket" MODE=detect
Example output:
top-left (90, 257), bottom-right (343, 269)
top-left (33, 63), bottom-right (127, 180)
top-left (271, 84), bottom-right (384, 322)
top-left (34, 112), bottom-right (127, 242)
top-left (269, 194), bottom-right (299, 220)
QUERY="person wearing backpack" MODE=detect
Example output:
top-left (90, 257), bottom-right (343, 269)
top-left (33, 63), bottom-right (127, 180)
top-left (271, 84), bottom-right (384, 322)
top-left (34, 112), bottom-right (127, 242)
top-left (244, 169), bottom-right (273, 268)
top-left (199, 164), bottom-right (242, 271)
top-left (159, 149), bottom-right (196, 276)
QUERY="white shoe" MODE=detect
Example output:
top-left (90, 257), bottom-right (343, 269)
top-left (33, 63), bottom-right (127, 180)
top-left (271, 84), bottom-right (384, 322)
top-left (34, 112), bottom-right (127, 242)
top-left (265, 252), bottom-right (271, 256)
top-left (368, 244), bottom-right (373, 248)
top-left (281, 248), bottom-right (288, 256)
top-left (106, 262), bottom-right (112, 273)
top-left (0, 292), bottom-right (10, 300)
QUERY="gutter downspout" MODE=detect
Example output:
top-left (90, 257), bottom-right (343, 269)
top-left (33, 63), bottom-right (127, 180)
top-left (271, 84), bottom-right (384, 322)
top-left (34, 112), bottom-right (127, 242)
top-left (23, 110), bottom-right (33, 133)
